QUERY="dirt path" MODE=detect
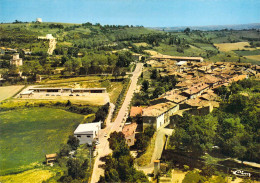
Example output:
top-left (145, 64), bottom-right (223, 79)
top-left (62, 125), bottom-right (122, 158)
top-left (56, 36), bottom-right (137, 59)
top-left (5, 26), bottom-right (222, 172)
top-left (47, 38), bottom-right (56, 55)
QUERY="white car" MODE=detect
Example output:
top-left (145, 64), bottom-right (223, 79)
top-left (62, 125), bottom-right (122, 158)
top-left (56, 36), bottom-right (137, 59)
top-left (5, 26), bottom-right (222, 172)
top-left (95, 141), bottom-right (99, 145)
top-left (104, 133), bottom-right (108, 137)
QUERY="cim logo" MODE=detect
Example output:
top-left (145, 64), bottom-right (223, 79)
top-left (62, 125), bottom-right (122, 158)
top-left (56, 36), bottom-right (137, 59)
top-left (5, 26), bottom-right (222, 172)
top-left (232, 170), bottom-right (251, 177)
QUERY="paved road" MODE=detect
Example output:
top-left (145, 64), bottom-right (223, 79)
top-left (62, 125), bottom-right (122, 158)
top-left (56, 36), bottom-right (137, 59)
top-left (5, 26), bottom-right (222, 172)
top-left (90, 63), bottom-right (143, 183)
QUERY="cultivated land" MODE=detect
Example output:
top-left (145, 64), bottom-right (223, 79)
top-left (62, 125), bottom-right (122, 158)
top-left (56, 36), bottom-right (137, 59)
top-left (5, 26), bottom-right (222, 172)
top-left (0, 169), bottom-right (54, 183)
top-left (214, 42), bottom-right (256, 52)
top-left (0, 85), bottom-right (24, 101)
top-left (0, 108), bottom-right (84, 175)
top-left (245, 55), bottom-right (260, 62)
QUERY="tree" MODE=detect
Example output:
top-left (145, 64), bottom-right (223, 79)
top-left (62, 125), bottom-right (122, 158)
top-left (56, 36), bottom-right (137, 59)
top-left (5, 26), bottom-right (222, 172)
top-left (59, 144), bottom-right (71, 157)
top-left (67, 159), bottom-right (85, 179)
top-left (142, 80), bottom-right (149, 91)
top-left (150, 69), bottom-right (158, 79)
top-left (105, 168), bottom-right (120, 182)
top-left (67, 135), bottom-right (79, 150)
top-left (184, 27), bottom-right (191, 35)
top-left (153, 86), bottom-right (165, 98)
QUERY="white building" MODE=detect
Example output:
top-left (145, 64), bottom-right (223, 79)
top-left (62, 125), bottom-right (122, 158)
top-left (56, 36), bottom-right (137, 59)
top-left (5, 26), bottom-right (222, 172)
top-left (142, 102), bottom-right (179, 130)
top-left (10, 53), bottom-right (23, 66)
top-left (74, 122), bottom-right (101, 145)
top-left (36, 18), bottom-right (42, 23)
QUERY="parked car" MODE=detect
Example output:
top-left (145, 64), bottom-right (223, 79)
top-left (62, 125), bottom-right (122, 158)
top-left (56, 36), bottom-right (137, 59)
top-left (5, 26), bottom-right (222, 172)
top-left (104, 133), bottom-right (108, 137)
top-left (69, 94), bottom-right (73, 96)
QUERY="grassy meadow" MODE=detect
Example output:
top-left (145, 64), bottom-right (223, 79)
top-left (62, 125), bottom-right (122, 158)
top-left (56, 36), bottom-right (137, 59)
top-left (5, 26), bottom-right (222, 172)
top-left (0, 107), bottom-right (85, 175)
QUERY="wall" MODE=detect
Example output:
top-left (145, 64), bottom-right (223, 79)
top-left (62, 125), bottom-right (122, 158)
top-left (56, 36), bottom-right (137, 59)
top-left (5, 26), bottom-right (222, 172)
top-left (156, 114), bottom-right (165, 129)
top-left (74, 133), bottom-right (94, 145)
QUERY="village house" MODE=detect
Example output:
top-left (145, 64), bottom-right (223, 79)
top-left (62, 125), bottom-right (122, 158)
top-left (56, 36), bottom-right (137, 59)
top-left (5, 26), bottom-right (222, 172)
top-left (181, 82), bottom-right (209, 99)
top-left (122, 123), bottom-right (138, 146)
top-left (150, 93), bottom-right (187, 105)
top-left (200, 75), bottom-right (222, 88)
top-left (142, 102), bottom-right (179, 129)
top-left (74, 122), bottom-right (101, 145)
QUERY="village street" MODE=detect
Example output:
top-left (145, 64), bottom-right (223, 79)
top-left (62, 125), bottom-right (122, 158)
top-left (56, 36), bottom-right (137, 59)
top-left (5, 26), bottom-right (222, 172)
top-left (135, 127), bottom-right (174, 175)
top-left (90, 63), bottom-right (143, 183)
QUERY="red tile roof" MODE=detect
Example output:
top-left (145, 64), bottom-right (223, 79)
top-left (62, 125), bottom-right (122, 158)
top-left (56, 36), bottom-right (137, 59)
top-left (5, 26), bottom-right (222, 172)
top-left (122, 123), bottom-right (137, 137)
top-left (130, 106), bottom-right (143, 117)
top-left (182, 83), bottom-right (209, 95)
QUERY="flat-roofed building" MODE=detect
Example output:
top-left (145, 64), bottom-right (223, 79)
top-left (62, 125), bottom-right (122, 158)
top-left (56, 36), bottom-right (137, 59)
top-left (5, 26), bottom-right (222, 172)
top-left (74, 122), bottom-right (101, 145)
top-left (29, 87), bottom-right (107, 93)
top-left (20, 90), bottom-right (34, 98)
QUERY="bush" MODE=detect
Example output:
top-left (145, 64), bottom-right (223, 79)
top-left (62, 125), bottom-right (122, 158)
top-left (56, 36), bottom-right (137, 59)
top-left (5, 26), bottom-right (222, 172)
top-left (67, 135), bottom-right (79, 150)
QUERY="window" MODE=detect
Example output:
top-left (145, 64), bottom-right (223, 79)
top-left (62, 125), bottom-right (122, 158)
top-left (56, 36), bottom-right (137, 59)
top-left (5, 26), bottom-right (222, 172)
top-left (87, 135), bottom-right (91, 138)
top-left (77, 135), bottom-right (81, 138)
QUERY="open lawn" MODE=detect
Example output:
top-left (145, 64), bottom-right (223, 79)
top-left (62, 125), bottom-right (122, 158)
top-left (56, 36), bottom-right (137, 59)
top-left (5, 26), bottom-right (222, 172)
top-left (0, 85), bottom-right (25, 101)
top-left (0, 108), bottom-right (84, 175)
top-left (244, 55), bottom-right (260, 62)
top-left (0, 169), bottom-right (54, 183)
top-left (214, 42), bottom-right (255, 52)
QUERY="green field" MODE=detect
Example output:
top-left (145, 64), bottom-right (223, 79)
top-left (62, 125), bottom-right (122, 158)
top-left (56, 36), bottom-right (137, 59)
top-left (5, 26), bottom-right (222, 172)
top-left (0, 107), bottom-right (85, 175)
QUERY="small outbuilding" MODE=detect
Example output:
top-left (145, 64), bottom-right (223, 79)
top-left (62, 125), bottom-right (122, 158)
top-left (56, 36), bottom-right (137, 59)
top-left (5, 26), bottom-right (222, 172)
top-left (45, 153), bottom-right (57, 165)
top-left (20, 90), bottom-right (34, 98)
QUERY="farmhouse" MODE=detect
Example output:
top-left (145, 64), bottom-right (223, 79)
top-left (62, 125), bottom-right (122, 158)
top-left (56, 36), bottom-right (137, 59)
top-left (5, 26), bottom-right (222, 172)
top-left (142, 102), bottom-right (179, 129)
top-left (122, 123), bottom-right (138, 146)
top-left (74, 122), bottom-right (101, 145)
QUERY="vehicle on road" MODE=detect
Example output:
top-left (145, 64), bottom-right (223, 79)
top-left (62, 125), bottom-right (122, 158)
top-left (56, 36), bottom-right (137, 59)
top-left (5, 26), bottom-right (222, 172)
top-left (104, 133), bottom-right (108, 137)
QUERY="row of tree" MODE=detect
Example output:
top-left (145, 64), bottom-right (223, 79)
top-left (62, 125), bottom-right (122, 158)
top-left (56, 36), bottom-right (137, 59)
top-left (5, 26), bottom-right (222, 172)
top-left (99, 132), bottom-right (148, 182)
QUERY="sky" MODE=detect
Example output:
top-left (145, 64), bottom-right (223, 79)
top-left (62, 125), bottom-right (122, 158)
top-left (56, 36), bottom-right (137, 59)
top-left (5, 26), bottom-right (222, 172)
top-left (0, 0), bottom-right (259, 27)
